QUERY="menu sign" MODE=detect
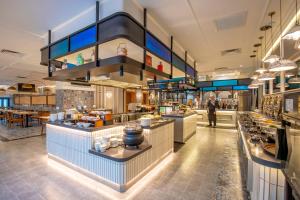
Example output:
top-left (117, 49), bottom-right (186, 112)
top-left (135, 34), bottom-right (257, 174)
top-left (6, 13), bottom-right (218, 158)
top-left (285, 99), bottom-right (294, 112)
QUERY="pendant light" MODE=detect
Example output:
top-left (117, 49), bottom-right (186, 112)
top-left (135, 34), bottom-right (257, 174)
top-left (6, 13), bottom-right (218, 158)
top-left (250, 54), bottom-right (259, 79)
top-left (276, 82), bottom-right (289, 88)
top-left (285, 72), bottom-right (295, 78)
top-left (283, 0), bottom-right (300, 40)
top-left (288, 63), bottom-right (300, 83)
top-left (264, 12), bottom-right (280, 63)
top-left (256, 37), bottom-right (267, 73)
top-left (251, 79), bottom-right (264, 86)
top-left (269, 0), bottom-right (297, 72)
top-left (248, 84), bottom-right (259, 89)
top-left (258, 25), bottom-right (275, 81)
top-left (7, 86), bottom-right (16, 91)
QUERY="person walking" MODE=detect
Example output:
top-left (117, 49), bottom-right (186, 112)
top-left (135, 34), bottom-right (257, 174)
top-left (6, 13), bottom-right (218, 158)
top-left (207, 95), bottom-right (219, 127)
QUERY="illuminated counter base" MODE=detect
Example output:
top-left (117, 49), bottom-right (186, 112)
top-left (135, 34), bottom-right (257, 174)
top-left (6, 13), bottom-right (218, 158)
top-left (46, 122), bottom-right (174, 192)
top-left (162, 112), bottom-right (197, 143)
top-left (196, 110), bottom-right (236, 128)
top-left (237, 118), bottom-right (285, 200)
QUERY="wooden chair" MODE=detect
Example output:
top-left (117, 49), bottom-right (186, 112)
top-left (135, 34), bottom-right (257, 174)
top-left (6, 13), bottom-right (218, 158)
top-left (38, 111), bottom-right (50, 135)
top-left (6, 112), bottom-right (24, 128)
top-left (31, 111), bottom-right (50, 126)
top-left (0, 112), bottom-right (5, 123)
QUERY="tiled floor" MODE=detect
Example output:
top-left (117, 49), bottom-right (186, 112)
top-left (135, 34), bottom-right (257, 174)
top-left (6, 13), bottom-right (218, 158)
top-left (0, 127), bottom-right (248, 200)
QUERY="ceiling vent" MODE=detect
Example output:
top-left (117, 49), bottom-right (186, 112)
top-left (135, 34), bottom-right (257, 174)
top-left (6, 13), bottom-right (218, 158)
top-left (221, 48), bottom-right (241, 56)
top-left (16, 76), bottom-right (26, 79)
top-left (214, 11), bottom-right (248, 31)
top-left (0, 49), bottom-right (24, 57)
top-left (215, 67), bottom-right (229, 71)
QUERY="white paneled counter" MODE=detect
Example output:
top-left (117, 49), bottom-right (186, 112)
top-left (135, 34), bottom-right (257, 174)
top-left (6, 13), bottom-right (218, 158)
top-left (196, 109), bottom-right (236, 128)
top-left (237, 114), bottom-right (286, 200)
top-left (162, 112), bottom-right (197, 143)
top-left (46, 120), bottom-right (174, 192)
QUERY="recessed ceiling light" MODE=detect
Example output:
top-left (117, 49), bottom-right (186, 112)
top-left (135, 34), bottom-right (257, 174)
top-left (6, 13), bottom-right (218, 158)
top-left (16, 76), bottom-right (26, 79)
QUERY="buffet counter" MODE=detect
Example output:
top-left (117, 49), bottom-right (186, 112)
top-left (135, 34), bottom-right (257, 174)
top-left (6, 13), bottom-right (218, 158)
top-left (196, 109), bottom-right (236, 128)
top-left (46, 119), bottom-right (174, 192)
top-left (237, 112), bottom-right (286, 200)
top-left (162, 112), bottom-right (197, 143)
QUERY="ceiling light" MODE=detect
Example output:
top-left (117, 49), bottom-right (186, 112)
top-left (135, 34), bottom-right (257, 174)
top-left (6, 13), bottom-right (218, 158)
top-left (248, 84), bottom-right (259, 89)
top-left (7, 86), bottom-right (16, 91)
top-left (294, 39), bottom-right (300, 49)
top-left (284, 25), bottom-right (300, 40)
top-left (288, 76), bottom-right (300, 83)
top-left (250, 74), bottom-right (259, 79)
top-left (264, 54), bottom-right (280, 64)
top-left (276, 82), bottom-right (289, 88)
top-left (251, 79), bottom-right (264, 85)
top-left (256, 68), bottom-right (267, 73)
top-left (269, 60), bottom-right (297, 72)
top-left (285, 72), bottom-right (295, 78)
top-left (258, 72), bottom-right (275, 81)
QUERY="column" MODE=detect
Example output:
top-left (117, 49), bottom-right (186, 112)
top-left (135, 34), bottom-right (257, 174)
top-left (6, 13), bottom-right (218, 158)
top-left (280, 71), bottom-right (285, 92)
top-left (269, 80), bottom-right (273, 94)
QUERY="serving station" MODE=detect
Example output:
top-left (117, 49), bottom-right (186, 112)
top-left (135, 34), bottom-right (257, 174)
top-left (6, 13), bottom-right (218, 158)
top-left (47, 118), bottom-right (174, 192)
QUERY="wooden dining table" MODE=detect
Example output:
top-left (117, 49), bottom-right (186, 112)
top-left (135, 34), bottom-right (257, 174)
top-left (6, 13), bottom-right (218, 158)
top-left (0, 109), bottom-right (38, 127)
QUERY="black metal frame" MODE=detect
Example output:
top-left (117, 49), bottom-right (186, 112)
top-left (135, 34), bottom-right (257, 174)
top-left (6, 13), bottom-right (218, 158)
top-left (41, 2), bottom-right (198, 82)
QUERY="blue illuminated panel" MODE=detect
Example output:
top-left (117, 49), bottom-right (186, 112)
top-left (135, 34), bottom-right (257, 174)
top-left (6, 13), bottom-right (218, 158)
top-left (233, 85), bottom-right (249, 90)
top-left (186, 65), bottom-right (195, 77)
top-left (172, 53), bottom-right (185, 72)
top-left (146, 32), bottom-right (171, 62)
top-left (218, 86), bottom-right (232, 91)
top-left (70, 26), bottom-right (96, 51)
top-left (213, 80), bottom-right (238, 87)
top-left (50, 39), bottom-right (68, 59)
top-left (203, 87), bottom-right (217, 91)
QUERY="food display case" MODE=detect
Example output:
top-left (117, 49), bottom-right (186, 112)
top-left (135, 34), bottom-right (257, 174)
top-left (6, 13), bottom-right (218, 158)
top-left (262, 94), bottom-right (283, 121)
top-left (282, 113), bottom-right (300, 199)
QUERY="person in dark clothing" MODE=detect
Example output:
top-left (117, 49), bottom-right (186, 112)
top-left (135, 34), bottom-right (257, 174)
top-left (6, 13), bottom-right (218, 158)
top-left (207, 96), bottom-right (219, 127)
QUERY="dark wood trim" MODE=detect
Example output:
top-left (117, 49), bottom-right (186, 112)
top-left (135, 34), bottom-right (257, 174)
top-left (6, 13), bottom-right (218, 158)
top-left (48, 30), bottom-right (52, 77)
top-left (184, 51), bottom-right (187, 81)
top-left (95, 1), bottom-right (99, 67)
top-left (171, 36), bottom-right (173, 78)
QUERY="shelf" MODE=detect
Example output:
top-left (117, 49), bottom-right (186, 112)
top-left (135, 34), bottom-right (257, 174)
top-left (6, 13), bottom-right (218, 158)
top-left (45, 56), bottom-right (171, 82)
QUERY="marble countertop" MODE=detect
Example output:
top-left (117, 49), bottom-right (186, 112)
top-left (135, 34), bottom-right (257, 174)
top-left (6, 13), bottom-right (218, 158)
top-left (47, 119), bottom-right (175, 132)
top-left (88, 142), bottom-right (152, 162)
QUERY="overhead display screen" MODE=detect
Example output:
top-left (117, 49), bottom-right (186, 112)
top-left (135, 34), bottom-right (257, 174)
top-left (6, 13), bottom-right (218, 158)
top-left (213, 80), bottom-right (238, 87)
top-left (233, 85), bottom-right (249, 90)
top-left (70, 26), bottom-right (96, 51)
top-left (50, 39), bottom-right (68, 59)
top-left (146, 32), bottom-right (171, 62)
top-left (238, 78), bottom-right (251, 85)
top-left (172, 53), bottom-right (185, 72)
top-left (217, 86), bottom-right (233, 91)
top-left (202, 87), bottom-right (217, 91)
top-left (186, 65), bottom-right (195, 77)
top-left (197, 81), bottom-right (212, 87)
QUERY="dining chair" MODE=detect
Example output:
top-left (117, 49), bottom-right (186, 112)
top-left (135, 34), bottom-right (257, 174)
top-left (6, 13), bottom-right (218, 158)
top-left (6, 112), bottom-right (24, 128)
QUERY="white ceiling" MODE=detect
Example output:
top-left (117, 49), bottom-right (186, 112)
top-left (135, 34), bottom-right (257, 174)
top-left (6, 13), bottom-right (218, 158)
top-left (0, 0), bottom-right (297, 86)
top-left (137, 0), bottom-right (297, 77)
top-left (0, 0), bottom-right (96, 87)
